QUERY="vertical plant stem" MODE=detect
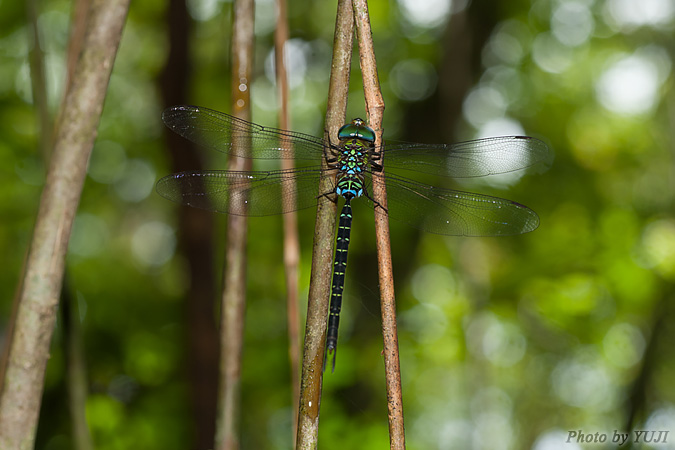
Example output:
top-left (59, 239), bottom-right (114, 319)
top-left (353, 1), bottom-right (406, 448)
top-left (62, 284), bottom-right (94, 450)
top-left (274, 0), bottom-right (302, 445)
top-left (296, 0), bottom-right (353, 448)
top-left (215, 0), bottom-right (254, 449)
top-left (26, 0), bottom-right (51, 159)
top-left (54, 0), bottom-right (91, 147)
top-left (64, 0), bottom-right (92, 94)
top-left (0, 0), bottom-right (130, 448)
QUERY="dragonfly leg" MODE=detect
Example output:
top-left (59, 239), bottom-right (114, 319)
top-left (363, 189), bottom-right (388, 214)
top-left (317, 190), bottom-right (339, 204)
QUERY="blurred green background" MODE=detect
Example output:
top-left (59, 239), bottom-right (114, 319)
top-left (2, 0), bottom-right (675, 449)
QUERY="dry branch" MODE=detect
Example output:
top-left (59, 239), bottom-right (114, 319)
top-left (353, 0), bottom-right (406, 448)
top-left (274, 0), bottom-right (302, 444)
top-left (0, 0), bottom-right (130, 447)
top-left (215, 0), bottom-right (255, 449)
top-left (295, 0), bottom-right (354, 448)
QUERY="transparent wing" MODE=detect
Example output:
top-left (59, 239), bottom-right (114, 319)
top-left (162, 105), bottom-right (329, 161)
top-left (156, 168), bottom-right (333, 216)
top-left (369, 173), bottom-right (539, 236)
top-left (382, 136), bottom-right (553, 178)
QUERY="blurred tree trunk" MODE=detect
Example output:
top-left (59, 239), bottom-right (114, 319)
top-left (159, 0), bottom-right (219, 449)
top-left (438, 7), bottom-right (475, 142)
top-left (402, 2), bottom-right (498, 143)
top-left (0, 0), bottom-right (130, 447)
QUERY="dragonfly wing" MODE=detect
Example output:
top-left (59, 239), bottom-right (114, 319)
top-left (156, 168), bottom-right (330, 216)
top-left (162, 105), bottom-right (328, 161)
top-left (371, 173), bottom-right (539, 236)
top-left (382, 136), bottom-right (553, 178)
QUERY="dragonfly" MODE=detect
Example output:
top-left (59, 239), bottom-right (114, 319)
top-left (157, 105), bottom-right (552, 371)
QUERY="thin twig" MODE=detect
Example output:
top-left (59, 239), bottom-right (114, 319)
top-left (274, 0), bottom-right (301, 444)
top-left (295, 0), bottom-right (353, 448)
top-left (26, 0), bottom-right (52, 159)
top-left (54, 0), bottom-right (91, 151)
top-left (352, 0), bottom-right (406, 448)
top-left (215, 0), bottom-right (254, 449)
top-left (62, 280), bottom-right (94, 450)
top-left (65, 0), bottom-right (91, 93)
top-left (0, 0), bottom-right (130, 447)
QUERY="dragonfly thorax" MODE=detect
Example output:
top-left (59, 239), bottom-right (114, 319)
top-left (335, 137), bottom-right (371, 200)
top-left (333, 119), bottom-right (376, 201)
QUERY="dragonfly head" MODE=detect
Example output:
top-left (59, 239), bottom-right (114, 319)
top-left (338, 119), bottom-right (376, 143)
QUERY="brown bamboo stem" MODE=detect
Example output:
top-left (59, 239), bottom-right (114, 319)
top-left (0, 0), bottom-right (130, 447)
top-left (295, 0), bottom-right (354, 448)
top-left (274, 0), bottom-right (302, 445)
top-left (215, 1), bottom-right (254, 449)
top-left (352, 0), bottom-right (406, 448)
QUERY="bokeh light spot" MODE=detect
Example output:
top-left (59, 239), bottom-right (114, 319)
top-left (397, 0), bottom-right (452, 29)
top-left (463, 86), bottom-right (507, 127)
top-left (552, 2), bottom-right (594, 47)
top-left (605, 0), bottom-right (675, 30)
top-left (602, 322), bottom-right (646, 368)
top-left (533, 429), bottom-right (583, 450)
top-left (640, 219), bottom-right (675, 279)
top-left (467, 313), bottom-right (526, 367)
top-left (552, 352), bottom-right (614, 408)
top-left (131, 221), bottom-right (176, 268)
top-left (595, 47), bottom-right (670, 116)
top-left (532, 32), bottom-right (573, 73)
top-left (114, 158), bottom-right (155, 203)
top-left (389, 59), bottom-right (438, 102)
top-left (69, 213), bottom-right (110, 258)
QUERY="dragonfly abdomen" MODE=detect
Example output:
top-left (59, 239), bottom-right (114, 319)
top-left (326, 200), bottom-right (353, 372)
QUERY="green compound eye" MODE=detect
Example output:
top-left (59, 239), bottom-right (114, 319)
top-left (337, 119), bottom-right (376, 142)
